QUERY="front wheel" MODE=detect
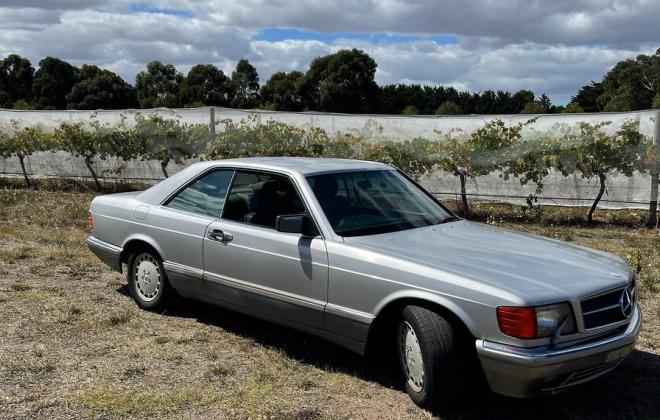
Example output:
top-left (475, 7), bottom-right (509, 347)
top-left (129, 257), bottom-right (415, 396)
top-left (128, 251), bottom-right (174, 311)
top-left (398, 305), bottom-right (463, 409)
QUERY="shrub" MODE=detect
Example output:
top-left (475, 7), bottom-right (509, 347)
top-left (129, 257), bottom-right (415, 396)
top-left (552, 121), bottom-right (649, 223)
top-left (3, 124), bottom-right (50, 188)
top-left (133, 113), bottom-right (210, 178)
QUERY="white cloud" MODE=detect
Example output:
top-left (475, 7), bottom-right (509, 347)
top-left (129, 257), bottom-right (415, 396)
top-left (0, 1), bottom-right (657, 104)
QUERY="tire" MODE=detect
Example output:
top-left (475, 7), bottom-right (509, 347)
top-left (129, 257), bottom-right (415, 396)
top-left (397, 305), bottom-right (463, 409)
top-left (127, 250), bottom-right (174, 311)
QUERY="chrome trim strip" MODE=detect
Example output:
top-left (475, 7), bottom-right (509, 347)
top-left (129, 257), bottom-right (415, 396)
top-left (86, 236), bottom-right (122, 254)
top-left (162, 261), bottom-right (204, 279)
top-left (582, 303), bottom-right (621, 316)
top-left (204, 271), bottom-right (325, 311)
top-left (325, 303), bottom-right (375, 324)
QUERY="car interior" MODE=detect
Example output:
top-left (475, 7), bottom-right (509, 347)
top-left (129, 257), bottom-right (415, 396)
top-left (222, 171), bottom-right (306, 229)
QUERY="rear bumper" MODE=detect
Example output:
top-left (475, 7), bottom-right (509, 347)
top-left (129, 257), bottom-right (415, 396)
top-left (85, 236), bottom-right (123, 272)
top-left (476, 304), bottom-right (642, 398)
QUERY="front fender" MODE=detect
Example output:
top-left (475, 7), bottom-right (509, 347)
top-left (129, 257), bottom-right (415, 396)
top-left (372, 289), bottom-right (481, 337)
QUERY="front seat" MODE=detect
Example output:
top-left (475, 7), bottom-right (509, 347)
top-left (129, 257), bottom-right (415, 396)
top-left (312, 177), bottom-right (348, 226)
top-left (245, 180), bottom-right (279, 228)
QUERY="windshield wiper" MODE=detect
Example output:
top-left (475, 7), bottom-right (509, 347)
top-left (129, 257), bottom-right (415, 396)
top-left (437, 215), bottom-right (461, 224)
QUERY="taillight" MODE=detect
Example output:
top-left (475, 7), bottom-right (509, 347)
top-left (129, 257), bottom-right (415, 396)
top-left (496, 306), bottom-right (536, 339)
top-left (87, 211), bottom-right (94, 232)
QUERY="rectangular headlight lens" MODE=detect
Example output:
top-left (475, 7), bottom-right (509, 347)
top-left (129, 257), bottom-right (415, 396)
top-left (535, 303), bottom-right (576, 337)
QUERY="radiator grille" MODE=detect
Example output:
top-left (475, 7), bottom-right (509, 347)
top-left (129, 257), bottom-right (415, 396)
top-left (581, 278), bottom-right (636, 330)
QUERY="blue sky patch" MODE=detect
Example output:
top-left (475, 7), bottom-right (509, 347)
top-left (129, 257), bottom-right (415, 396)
top-left (130, 4), bottom-right (194, 18)
top-left (254, 28), bottom-right (458, 45)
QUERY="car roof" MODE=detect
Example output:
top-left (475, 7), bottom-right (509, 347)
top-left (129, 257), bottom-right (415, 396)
top-left (137, 157), bottom-right (393, 205)
top-left (194, 157), bottom-right (392, 176)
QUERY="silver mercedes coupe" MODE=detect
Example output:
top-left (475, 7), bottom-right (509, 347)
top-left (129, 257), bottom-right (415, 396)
top-left (86, 157), bottom-right (641, 408)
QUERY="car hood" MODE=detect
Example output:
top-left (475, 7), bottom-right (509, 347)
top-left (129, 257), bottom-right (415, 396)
top-left (344, 220), bottom-right (631, 305)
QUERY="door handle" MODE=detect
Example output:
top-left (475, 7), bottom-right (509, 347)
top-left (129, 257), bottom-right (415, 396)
top-left (208, 229), bottom-right (233, 242)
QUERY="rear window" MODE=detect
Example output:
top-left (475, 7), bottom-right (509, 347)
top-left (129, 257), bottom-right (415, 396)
top-left (166, 170), bottom-right (234, 218)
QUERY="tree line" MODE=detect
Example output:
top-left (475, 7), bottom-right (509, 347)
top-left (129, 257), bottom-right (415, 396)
top-left (1, 48), bottom-right (658, 114)
top-left (0, 115), bottom-right (654, 225)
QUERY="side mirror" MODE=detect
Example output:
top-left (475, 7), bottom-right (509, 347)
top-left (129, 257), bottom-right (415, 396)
top-left (276, 214), bottom-right (319, 237)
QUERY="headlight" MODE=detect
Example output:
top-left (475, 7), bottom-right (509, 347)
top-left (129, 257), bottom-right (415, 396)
top-left (497, 302), bottom-right (576, 339)
top-left (535, 303), bottom-right (576, 337)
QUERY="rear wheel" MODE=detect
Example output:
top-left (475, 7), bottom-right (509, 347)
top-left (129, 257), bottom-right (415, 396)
top-left (128, 250), bottom-right (174, 311)
top-left (398, 305), bottom-right (463, 409)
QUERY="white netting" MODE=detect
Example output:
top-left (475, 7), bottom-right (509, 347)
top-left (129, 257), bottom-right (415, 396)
top-left (0, 107), bottom-right (657, 209)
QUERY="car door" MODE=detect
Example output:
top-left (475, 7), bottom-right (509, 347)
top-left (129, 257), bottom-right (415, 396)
top-left (148, 168), bottom-right (234, 296)
top-left (202, 170), bottom-right (328, 329)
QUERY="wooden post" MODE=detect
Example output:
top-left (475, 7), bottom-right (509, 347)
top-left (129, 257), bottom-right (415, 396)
top-left (648, 111), bottom-right (660, 228)
top-left (209, 107), bottom-right (216, 137)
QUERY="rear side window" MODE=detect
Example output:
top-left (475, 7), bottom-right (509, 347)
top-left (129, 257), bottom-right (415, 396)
top-left (166, 170), bottom-right (234, 218)
top-left (222, 170), bottom-right (306, 229)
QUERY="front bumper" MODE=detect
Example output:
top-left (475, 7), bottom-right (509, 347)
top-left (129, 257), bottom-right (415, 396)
top-left (476, 304), bottom-right (642, 398)
top-left (85, 236), bottom-right (123, 272)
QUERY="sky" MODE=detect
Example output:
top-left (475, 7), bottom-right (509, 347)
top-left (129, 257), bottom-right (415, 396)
top-left (0, 1), bottom-right (658, 105)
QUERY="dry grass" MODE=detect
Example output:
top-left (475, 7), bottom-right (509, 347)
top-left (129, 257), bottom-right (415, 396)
top-left (0, 186), bottom-right (658, 419)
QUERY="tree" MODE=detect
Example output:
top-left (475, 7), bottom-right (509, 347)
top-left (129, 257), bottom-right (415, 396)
top-left (66, 65), bottom-right (137, 109)
top-left (303, 49), bottom-right (378, 113)
top-left (571, 82), bottom-right (603, 112)
top-left (0, 54), bottom-right (34, 108)
top-left (260, 71), bottom-right (305, 111)
top-left (32, 57), bottom-right (78, 109)
top-left (53, 122), bottom-right (109, 191)
top-left (135, 61), bottom-right (182, 108)
top-left (511, 90), bottom-right (535, 113)
top-left (230, 59), bottom-right (260, 109)
top-left (402, 105), bottom-right (419, 115)
top-left (521, 94), bottom-right (551, 114)
top-left (561, 102), bottom-right (585, 113)
top-left (597, 50), bottom-right (660, 111)
top-left (4, 126), bottom-right (49, 187)
top-left (435, 101), bottom-right (463, 115)
top-left (179, 64), bottom-right (232, 107)
top-left (433, 119), bottom-right (534, 216)
top-left (133, 114), bottom-right (208, 178)
top-left (553, 121), bottom-right (649, 223)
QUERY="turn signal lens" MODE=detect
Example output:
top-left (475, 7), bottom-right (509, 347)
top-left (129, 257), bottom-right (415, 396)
top-left (496, 306), bottom-right (536, 339)
top-left (87, 211), bottom-right (94, 232)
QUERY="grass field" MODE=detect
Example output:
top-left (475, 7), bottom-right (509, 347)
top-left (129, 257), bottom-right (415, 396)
top-left (0, 184), bottom-right (658, 419)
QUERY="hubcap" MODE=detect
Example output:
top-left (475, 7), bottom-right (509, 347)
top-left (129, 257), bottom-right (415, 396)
top-left (398, 321), bottom-right (424, 392)
top-left (134, 254), bottom-right (161, 302)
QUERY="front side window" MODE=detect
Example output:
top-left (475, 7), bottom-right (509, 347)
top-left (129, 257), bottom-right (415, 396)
top-left (222, 171), bottom-right (306, 229)
top-left (307, 170), bottom-right (454, 236)
top-left (166, 170), bottom-right (234, 218)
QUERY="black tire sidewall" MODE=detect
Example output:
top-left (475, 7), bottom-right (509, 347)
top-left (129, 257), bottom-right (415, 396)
top-left (128, 251), bottom-right (168, 310)
top-left (399, 305), bottom-right (461, 408)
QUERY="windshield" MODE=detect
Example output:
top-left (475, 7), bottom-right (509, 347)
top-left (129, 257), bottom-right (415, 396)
top-left (307, 170), bottom-right (456, 237)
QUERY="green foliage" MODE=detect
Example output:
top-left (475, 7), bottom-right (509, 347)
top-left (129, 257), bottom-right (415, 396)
top-left (3, 123), bottom-right (50, 187)
top-left (66, 65), bottom-right (137, 110)
top-left (32, 57), bottom-right (78, 109)
top-left (135, 61), bottom-right (183, 108)
top-left (132, 113), bottom-right (210, 177)
top-left (230, 59), bottom-right (260, 109)
top-left (0, 54), bottom-right (34, 108)
top-left (208, 116), bottom-right (328, 159)
top-left (260, 71), bottom-right (306, 111)
top-left (179, 64), bottom-right (232, 107)
top-left (593, 49), bottom-right (660, 112)
top-left (402, 105), bottom-right (419, 115)
top-left (551, 120), bottom-right (650, 222)
top-left (435, 101), bottom-right (463, 115)
top-left (303, 49), bottom-right (378, 113)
